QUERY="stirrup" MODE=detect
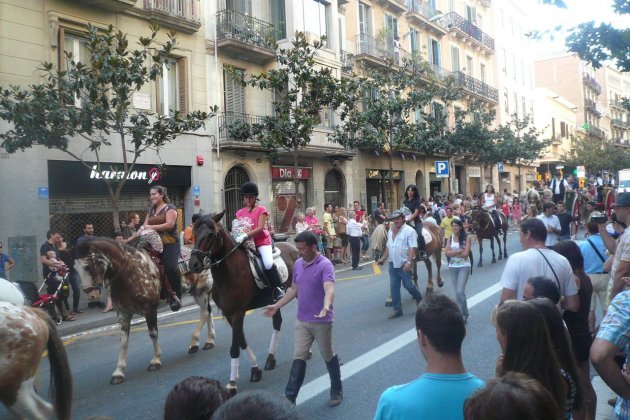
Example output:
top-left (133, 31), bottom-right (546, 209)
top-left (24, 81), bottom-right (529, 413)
top-left (272, 287), bottom-right (284, 302)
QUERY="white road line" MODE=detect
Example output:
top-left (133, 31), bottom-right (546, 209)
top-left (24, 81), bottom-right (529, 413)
top-left (296, 281), bottom-right (503, 405)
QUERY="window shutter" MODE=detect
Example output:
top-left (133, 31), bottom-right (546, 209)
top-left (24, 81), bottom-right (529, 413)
top-left (177, 58), bottom-right (188, 114)
top-left (223, 67), bottom-right (245, 115)
top-left (58, 27), bottom-right (67, 70)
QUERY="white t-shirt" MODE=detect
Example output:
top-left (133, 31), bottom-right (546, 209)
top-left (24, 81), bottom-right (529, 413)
top-left (537, 214), bottom-right (561, 246)
top-left (500, 248), bottom-right (578, 301)
top-left (346, 219), bottom-right (363, 237)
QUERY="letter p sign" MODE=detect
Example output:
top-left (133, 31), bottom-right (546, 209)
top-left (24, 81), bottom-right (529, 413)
top-left (435, 161), bottom-right (449, 177)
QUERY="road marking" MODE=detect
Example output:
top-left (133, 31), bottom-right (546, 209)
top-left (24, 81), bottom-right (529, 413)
top-left (373, 262), bottom-right (381, 275)
top-left (296, 281), bottom-right (503, 405)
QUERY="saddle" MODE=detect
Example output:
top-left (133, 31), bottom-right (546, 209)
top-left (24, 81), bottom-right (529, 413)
top-left (245, 247), bottom-right (289, 290)
top-left (145, 248), bottom-right (175, 301)
top-left (420, 227), bottom-right (433, 245)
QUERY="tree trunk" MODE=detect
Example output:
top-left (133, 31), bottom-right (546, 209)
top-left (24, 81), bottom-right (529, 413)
top-left (105, 181), bottom-right (122, 235)
top-left (293, 145), bottom-right (300, 215)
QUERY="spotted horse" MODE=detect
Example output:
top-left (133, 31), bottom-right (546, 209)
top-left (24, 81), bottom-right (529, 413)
top-left (73, 237), bottom-right (215, 385)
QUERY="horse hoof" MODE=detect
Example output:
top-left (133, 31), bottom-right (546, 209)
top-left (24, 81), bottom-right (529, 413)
top-left (264, 354), bottom-right (276, 370)
top-left (110, 376), bottom-right (125, 385)
top-left (437, 280), bottom-right (444, 288)
top-left (498, 255), bottom-right (503, 261)
top-left (307, 351), bottom-right (313, 360)
top-left (250, 367), bottom-right (263, 382)
top-left (227, 381), bottom-right (238, 397)
top-left (147, 363), bottom-right (161, 372)
top-left (491, 259), bottom-right (497, 264)
top-left (477, 262), bottom-right (483, 268)
top-left (203, 342), bottom-right (215, 350)
top-left (188, 345), bottom-right (199, 354)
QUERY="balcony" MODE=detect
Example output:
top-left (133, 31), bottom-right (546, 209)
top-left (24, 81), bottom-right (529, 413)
top-left (78, 0), bottom-right (136, 12)
top-left (452, 71), bottom-right (498, 103)
top-left (444, 12), bottom-right (495, 54)
top-left (354, 33), bottom-right (409, 68)
top-left (340, 50), bottom-right (355, 75)
top-left (613, 138), bottom-right (630, 147)
top-left (425, 62), bottom-right (451, 82)
top-left (584, 98), bottom-right (602, 117)
top-left (216, 9), bottom-right (276, 64)
top-left (582, 73), bottom-right (602, 95)
top-left (406, 0), bottom-right (448, 37)
top-left (217, 112), bottom-right (266, 149)
top-left (610, 99), bottom-right (627, 110)
top-left (142, 0), bottom-right (200, 33)
top-left (587, 125), bottom-right (606, 139)
top-left (612, 118), bottom-right (624, 128)
top-left (379, 0), bottom-right (408, 14)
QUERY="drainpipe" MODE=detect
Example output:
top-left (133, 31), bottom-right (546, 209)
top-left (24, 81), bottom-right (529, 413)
top-left (214, 5), bottom-right (220, 158)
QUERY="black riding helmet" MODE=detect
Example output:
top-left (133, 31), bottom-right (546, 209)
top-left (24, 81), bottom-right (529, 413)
top-left (240, 182), bottom-right (259, 197)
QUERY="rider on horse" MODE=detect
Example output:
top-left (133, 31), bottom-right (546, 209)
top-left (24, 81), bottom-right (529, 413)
top-left (403, 184), bottom-right (428, 259)
top-left (482, 184), bottom-right (503, 234)
top-left (234, 182), bottom-right (284, 302)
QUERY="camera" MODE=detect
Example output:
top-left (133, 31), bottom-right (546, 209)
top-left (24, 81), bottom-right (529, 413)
top-left (591, 215), bottom-right (608, 224)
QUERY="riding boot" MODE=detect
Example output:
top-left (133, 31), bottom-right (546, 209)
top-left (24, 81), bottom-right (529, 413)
top-left (325, 354), bottom-right (343, 407)
top-left (264, 265), bottom-right (284, 302)
top-left (169, 292), bottom-right (182, 312)
top-left (417, 232), bottom-right (427, 260)
top-left (285, 359), bottom-right (307, 404)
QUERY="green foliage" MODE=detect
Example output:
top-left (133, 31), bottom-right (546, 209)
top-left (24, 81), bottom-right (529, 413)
top-left (493, 114), bottom-right (550, 166)
top-left (562, 134), bottom-right (630, 174)
top-left (0, 24), bottom-right (215, 228)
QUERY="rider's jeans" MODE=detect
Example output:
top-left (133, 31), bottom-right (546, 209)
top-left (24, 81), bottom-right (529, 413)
top-left (389, 262), bottom-right (423, 315)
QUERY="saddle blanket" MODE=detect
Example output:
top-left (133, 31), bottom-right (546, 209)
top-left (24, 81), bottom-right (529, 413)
top-left (247, 247), bottom-right (289, 290)
top-left (421, 227), bottom-right (433, 245)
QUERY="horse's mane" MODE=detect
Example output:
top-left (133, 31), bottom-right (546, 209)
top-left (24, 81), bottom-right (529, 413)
top-left (75, 237), bottom-right (137, 259)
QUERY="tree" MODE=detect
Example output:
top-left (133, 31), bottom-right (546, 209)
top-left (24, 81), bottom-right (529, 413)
top-left (329, 57), bottom-right (442, 205)
top-left (562, 134), bottom-right (630, 174)
top-left (227, 32), bottom-right (357, 199)
top-left (0, 24), bottom-right (214, 230)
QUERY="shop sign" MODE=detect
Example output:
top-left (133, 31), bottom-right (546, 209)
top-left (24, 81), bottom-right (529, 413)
top-left (468, 167), bottom-right (481, 178)
top-left (89, 165), bottom-right (160, 183)
top-left (271, 166), bottom-right (311, 180)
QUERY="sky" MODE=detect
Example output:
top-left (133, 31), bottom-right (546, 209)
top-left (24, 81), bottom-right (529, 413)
top-left (522, 0), bottom-right (629, 57)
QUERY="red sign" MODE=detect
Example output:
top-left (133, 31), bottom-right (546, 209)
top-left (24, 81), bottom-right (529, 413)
top-left (271, 167), bottom-right (311, 180)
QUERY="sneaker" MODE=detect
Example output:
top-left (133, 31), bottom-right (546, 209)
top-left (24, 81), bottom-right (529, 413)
top-left (388, 312), bottom-right (403, 319)
top-left (352, 266), bottom-right (363, 270)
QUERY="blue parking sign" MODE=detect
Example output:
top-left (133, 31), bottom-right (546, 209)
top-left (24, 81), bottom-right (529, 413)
top-left (497, 162), bottom-right (504, 173)
top-left (435, 161), bottom-right (449, 177)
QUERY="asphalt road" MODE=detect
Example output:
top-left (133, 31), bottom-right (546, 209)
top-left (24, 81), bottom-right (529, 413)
top-left (1, 232), bottom-right (538, 419)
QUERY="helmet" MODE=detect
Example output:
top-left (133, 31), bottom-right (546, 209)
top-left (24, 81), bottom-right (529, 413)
top-left (240, 182), bottom-right (259, 196)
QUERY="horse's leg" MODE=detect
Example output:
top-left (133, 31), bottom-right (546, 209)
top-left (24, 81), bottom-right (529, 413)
top-left (413, 260), bottom-right (420, 288)
top-left (490, 235), bottom-right (497, 264)
top-left (8, 376), bottom-right (54, 420)
top-left (146, 308), bottom-right (162, 372)
top-left (227, 312), bottom-right (245, 395)
top-left (424, 258), bottom-right (436, 292)
top-left (265, 310), bottom-right (282, 370)
top-left (497, 231), bottom-right (504, 261)
top-left (188, 293), bottom-right (215, 354)
top-left (435, 246), bottom-right (443, 288)
top-left (503, 231), bottom-right (508, 259)
top-left (111, 311), bottom-right (133, 384)
top-left (477, 239), bottom-right (483, 267)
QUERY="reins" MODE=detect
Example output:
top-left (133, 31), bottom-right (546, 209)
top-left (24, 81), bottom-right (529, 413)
top-left (191, 232), bottom-right (241, 269)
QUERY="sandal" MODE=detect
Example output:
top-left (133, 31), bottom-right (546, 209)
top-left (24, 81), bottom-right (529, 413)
top-left (102, 307), bottom-right (113, 313)
top-left (62, 315), bottom-right (76, 321)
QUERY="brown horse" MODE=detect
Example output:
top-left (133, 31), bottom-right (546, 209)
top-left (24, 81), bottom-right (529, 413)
top-left (371, 221), bottom-right (443, 290)
top-left (0, 302), bottom-right (72, 420)
top-left (188, 211), bottom-right (298, 395)
top-left (468, 209), bottom-right (508, 267)
top-left (73, 238), bottom-right (215, 385)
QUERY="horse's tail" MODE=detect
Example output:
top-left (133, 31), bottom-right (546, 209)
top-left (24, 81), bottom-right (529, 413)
top-left (39, 311), bottom-right (73, 420)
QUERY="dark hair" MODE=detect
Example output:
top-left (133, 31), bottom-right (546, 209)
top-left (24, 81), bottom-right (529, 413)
top-left (451, 218), bottom-right (467, 247)
top-left (493, 300), bottom-right (566, 410)
top-left (295, 231), bottom-right (318, 247)
top-left (464, 372), bottom-right (563, 420)
top-left (47, 230), bottom-right (61, 239)
top-left (192, 213), bottom-right (201, 224)
top-left (586, 220), bottom-right (599, 234)
top-left (556, 200), bottom-right (564, 206)
top-left (150, 185), bottom-right (170, 204)
top-left (521, 218), bottom-right (547, 243)
top-left (528, 298), bottom-right (584, 410)
top-left (415, 294), bottom-right (465, 356)
top-left (542, 202), bottom-right (556, 211)
top-left (552, 240), bottom-right (585, 275)
top-left (526, 276), bottom-right (560, 304)
top-left (405, 184), bottom-right (420, 201)
top-left (211, 390), bottom-right (302, 420)
top-left (164, 376), bottom-right (229, 420)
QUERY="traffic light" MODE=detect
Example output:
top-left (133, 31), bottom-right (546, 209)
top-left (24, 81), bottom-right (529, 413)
top-left (579, 178), bottom-right (585, 188)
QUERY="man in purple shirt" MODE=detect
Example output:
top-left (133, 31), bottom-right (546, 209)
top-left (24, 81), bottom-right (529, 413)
top-left (264, 231), bottom-right (342, 407)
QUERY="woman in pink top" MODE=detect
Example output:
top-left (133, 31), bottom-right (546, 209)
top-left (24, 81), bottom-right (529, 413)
top-left (234, 182), bottom-right (284, 301)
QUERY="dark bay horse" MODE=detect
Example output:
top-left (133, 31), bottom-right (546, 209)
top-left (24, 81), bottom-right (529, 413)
top-left (73, 238), bottom-right (215, 384)
top-left (0, 302), bottom-right (72, 420)
top-left (189, 211), bottom-right (298, 395)
top-left (468, 209), bottom-right (508, 267)
top-left (371, 221), bottom-right (443, 290)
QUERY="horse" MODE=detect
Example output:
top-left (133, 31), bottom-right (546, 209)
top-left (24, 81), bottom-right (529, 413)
top-left (73, 238), bottom-right (215, 385)
top-left (188, 211), bottom-right (298, 395)
top-left (0, 302), bottom-right (72, 420)
top-left (467, 208), bottom-right (508, 267)
top-left (371, 221), bottom-right (443, 290)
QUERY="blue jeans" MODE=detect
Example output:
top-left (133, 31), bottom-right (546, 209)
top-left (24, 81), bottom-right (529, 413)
top-left (389, 263), bottom-right (422, 315)
top-left (448, 266), bottom-right (470, 318)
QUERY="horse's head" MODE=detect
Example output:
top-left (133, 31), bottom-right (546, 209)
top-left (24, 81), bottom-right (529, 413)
top-left (73, 239), bottom-right (118, 299)
top-left (190, 210), bottom-right (226, 273)
top-left (468, 209), bottom-right (485, 233)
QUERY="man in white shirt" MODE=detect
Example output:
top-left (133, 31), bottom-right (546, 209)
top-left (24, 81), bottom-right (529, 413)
top-left (537, 202), bottom-right (561, 247)
top-left (377, 210), bottom-right (423, 319)
top-left (499, 218), bottom-right (579, 312)
top-left (550, 172), bottom-right (570, 203)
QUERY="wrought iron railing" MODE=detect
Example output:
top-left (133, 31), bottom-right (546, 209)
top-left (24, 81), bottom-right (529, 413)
top-left (144, 0), bottom-right (200, 23)
top-left (612, 118), bottom-right (624, 126)
top-left (340, 50), bottom-right (355, 74)
top-left (444, 12), bottom-right (494, 52)
top-left (355, 33), bottom-right (409, 65)
top-left (584, 98), bottom-right (596, 109)
top-left (218, 112), bottom-right (266, 142)
top-left (588, 125), bottom-right (606, 138)
top-left (426, 62), bottom-right (451, 81)
top-left (452, 71), bottom-right (498, 102)
top-left (216, 9), bottom-right (276, 51)
top-left (408, 0), bottom-right (445, 27)
top-left (582, 73), bottom-right (602, 94)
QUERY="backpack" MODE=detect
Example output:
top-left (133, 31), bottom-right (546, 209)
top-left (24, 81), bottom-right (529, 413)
top-left (433, 208), bottom-right (442, 224)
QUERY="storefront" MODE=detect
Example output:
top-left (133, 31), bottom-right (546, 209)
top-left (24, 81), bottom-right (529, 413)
top-left (271, 166), bottom-right (310, 233)
top-left (468, 166), bottom-right (481, 196)
top-left (366, 169), bottom-right (402, 215)
top-left (47, 160), bottom-right (191, 242)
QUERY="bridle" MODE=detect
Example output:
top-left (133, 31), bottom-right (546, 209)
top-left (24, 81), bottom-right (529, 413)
top-left (191, 228), bottom-right (240, 269)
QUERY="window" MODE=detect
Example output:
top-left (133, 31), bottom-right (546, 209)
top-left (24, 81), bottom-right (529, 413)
top-left (513, 92), bottom-right (518, 117)
top-left (429, 39), bottom-right (441, 66)
top-left (451, 46), bottom-right (460, 72)
top-left (512, 54), bottom-right (517, 80)
top-left (270, 0), bottom-right (286, 39)
top-left (159, 58), bottom-right (188, 115)
top-left (301, 0), bottom-right (329, 44)
top-left (226, 0), bottom-right (252, 14)
top-left (521, 96), bottom-right (526, 118)
top-left (503, 88), bottom-right (509, 114)
top-left (560, 121), bottom-right (567, 138)
top-left (432, 102), bottom-right (445, 123)
top-left (359, 2), bottom-right (372, 35)
top-left (453, 106), bottom-right (462, 128)
top-left (317, 107), bottom-right (335, 129)
top-left (466, 56), bottom-right (473, 77)
top-left (60, 31), bottom-right (90, 107)
top-left (410, 29), bottom-right (421, 54)
top-left (414, 108), bottom-right (424, 123)
top-left (501, 48), bottom-right (507, 75)
top-left (223, 67), bottom-right (245, 116)
top-left (480, 63), bottom-right (486, 83)
top-left (385, 14), bottom-right (398, 39)
top-left (551, 117), bottom-right (556, 139)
